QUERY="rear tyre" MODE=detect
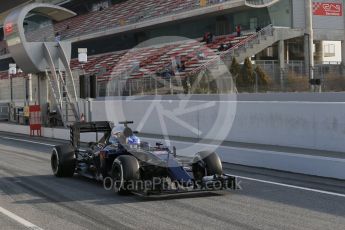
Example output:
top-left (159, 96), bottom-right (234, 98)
top-left (51, 145), bottom-right (76, 177)
top-left (111, 155), bottom-right (140, 195)
top-left (192, 151), bottom-right (223, 182)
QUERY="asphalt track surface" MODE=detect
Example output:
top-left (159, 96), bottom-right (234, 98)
top-left (0, 132), bottom-right (345, 230)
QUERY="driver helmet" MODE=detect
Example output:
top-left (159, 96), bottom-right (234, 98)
top-left (127, 135), bottom-right (140, 145)
top-left (109, 125), bottom-right (125, 144)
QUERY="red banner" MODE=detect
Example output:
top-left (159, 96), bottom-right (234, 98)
top-left (29, 105), bottom-right (42, 136)
top-left (4, 23), bottom-right (13, 35)
top-left (313, 2), bottom-right (343, 16)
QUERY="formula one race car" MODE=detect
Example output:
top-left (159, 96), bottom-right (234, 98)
top-left (51, 121), bottom-right (238, 196)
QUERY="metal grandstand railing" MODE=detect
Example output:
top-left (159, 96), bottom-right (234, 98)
top-left (190, 24), bottom-right (274, 75)
top-left (100, 62), bottom-right (345, 96)
top-left (224, 24), bottom-right (273, 58)
top-left (98, 72), bottom-right (237, 97)
top-left (102, 75), bottom-right (184, 96)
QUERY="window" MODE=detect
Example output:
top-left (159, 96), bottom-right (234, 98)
top-left (324, 44), bottom-right (335, 57)
top-left (249, 17), bottom-right (258, 30)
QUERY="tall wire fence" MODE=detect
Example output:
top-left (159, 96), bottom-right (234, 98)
top-left (254, 60), bottom-right (345, 93)
top-left (96, 61), bottom-right (345, 97)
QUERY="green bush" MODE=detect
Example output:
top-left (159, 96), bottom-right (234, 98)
top-left (230, 57), bottom-right (241, 77)
top-left (255, 65), bottom-right (271, 92)
top-left (236, 57), bottom-right (255, 92)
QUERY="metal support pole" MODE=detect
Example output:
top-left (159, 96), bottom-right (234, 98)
top-left (305, 0), bottom-right (314, 91)
top-left (27, 74), bottom-right (32, 104)
top-left (341, 40), bottom-right (345, 70)
top-left (279, 40), bottom-right (285, 91)
top-left (286, 42), bottom-right (290, 64)
top-left (37, 74), bottom-right (41, 105)
top-left (88, 98), bottom-right (92, 122)
top-left (9, 73), bottom-right (13, 102)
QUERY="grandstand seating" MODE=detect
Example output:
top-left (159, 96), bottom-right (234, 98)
top-left (70, 32), bottom-right (253, 81)
top-left (55, 0), bottom-right (231, 39)
top-left (0, 32), bottom-right (253, 82)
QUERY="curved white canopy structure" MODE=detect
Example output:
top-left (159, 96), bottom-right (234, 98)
top-left (245, 0), bottom-right (280, 8)
top-left (3, 3), bottom-right (76, 73)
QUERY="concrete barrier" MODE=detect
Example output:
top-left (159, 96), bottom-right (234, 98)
top-left (90, 98), bottom-right (345, 153)
top-left (1, 123), bottom-right (344, 179)
top-left (1, 93), bottom-right (345, 179)
top-left (141, 136), bottom-right (345, 180)
top-left (0, 123), bottom-right (104, 143)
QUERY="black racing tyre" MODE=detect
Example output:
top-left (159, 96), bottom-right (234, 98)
top-left (192, 151), bottom-right (223, 182)
top-left (51, 145), bottom-right (76, 177)
top-left (111, 155), bottom-right (140, 195)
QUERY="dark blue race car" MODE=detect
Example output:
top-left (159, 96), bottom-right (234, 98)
top-left (51, 121), bottom-right (238, 196)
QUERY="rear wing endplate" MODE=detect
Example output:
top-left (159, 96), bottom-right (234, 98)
top-left (70, 121), bottom-right (113, 148)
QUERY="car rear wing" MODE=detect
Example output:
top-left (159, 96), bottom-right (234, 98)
top-left (70, 121), bottom-right (113, 148)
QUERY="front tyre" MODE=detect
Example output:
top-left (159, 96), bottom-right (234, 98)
top-left (111, 155), bottom-right (140, 195)
top-left (192, 151), bottom-right (223, 182)
top-left (51, 145), bottom-right (76, 177)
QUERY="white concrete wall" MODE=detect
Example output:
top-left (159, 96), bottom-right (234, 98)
top-left (0, 123), bottom-right (101, 143)
top-left (0, 75), bottom-right (39, 101)
top-left (89, 99), bottom-right (345, 153)
top-left (228, 101), bottom-right (345, 152)
top-left (0, 77), bottom-right (24, 100)
top-left (12, 77), bottom-right (26, 100)
top-left (0, 78), bottom-right (10, 100)
top-left (1, 123), bottom-right (345, 179)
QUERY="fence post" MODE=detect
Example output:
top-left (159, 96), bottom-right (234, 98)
top-left (170, 77), bottom-right (173, 95)
top-left (280, 68), bottom-right (284, 91)
top-left (142, 78), bottom-right (144, 95)
top-left (255, 71), bottom-right (258, 93)
top-left (117, 79), bottom-right (120, 96)
top-left (129, 80), bottom-right (132, 96)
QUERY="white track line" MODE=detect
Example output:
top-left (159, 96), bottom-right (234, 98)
top-left (0, 206), bottom-right (44, 230)
top-left (0, 136), bottom-right (54, 147)
top-left (232, 175), bottom-right (345, 198)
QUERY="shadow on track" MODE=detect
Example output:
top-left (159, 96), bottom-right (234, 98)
top-left (0, 174), bottom-right (224, 206)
